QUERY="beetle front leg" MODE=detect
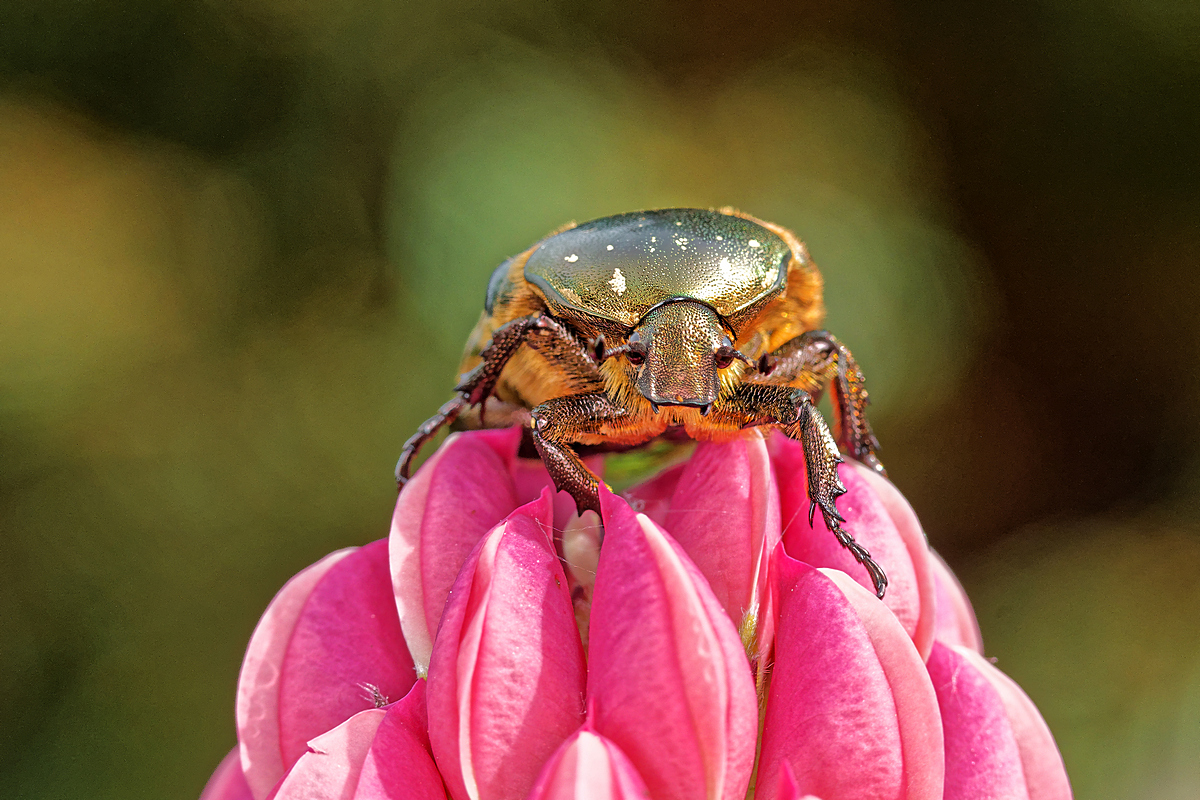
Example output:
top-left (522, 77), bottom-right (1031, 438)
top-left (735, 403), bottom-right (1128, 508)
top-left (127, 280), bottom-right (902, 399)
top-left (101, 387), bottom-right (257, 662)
top-left (396, 313), bottom-right (595, 485)
top-left (530, 393), bottom-right (632, 515)
top-left (394, 396), bottom-right (467, 484)
top-left (717, 383), bottom-right (888, 598)
top-left (785, 401), bottom-right (888, 599)
top-left (754, 330), bottom-right (884, 476)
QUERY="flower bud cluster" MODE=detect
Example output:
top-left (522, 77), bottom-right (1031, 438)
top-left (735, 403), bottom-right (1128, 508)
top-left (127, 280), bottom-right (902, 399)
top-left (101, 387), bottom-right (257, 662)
top-left (202, 427), bottom-right (1071, 800)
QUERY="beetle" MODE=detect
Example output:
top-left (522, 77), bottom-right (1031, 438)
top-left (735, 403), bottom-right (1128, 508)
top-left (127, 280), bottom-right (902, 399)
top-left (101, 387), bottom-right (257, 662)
top-left (396, 207), bottom-right (889, 597)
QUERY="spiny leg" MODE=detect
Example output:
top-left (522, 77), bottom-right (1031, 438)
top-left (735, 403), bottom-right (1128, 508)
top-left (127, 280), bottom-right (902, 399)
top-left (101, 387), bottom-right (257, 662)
top-left (754, 329), bottom-right (885, 475)
top-left (715, 382), bottom-right (888, 598)
top-left (395, 396), bottom-right (467, 484)
top-left (784, 401), bottom-right (887, 598)
top-left (530, 393), bottom-right (634, 515)
top-left (396, 313), bottom-right (597, 485)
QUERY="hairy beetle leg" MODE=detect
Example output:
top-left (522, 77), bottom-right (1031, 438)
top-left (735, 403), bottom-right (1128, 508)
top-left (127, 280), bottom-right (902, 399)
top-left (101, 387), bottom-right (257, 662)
top-left (751, 329), bottom-right (885, 476)
top-left (530, 392), bottom-right (637, 516)
top-left (398, 313), bottom-right (600, 487)
top-left (531, 429), bottom-right (602, 515)
top-left (716, 382), bottom-right (888, 598)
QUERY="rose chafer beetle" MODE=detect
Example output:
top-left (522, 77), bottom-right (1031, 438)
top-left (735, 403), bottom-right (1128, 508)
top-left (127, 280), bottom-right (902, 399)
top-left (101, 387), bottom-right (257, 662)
top-left (397, 207), bottom-right (889, 597)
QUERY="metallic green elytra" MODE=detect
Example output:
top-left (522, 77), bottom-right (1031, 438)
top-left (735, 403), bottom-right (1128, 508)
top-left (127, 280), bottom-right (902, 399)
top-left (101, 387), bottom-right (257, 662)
top-left (522, 209), bottom-right (791, 327)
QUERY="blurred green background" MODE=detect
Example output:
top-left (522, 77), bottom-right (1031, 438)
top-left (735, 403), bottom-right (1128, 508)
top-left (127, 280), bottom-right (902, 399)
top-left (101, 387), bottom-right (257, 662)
top-left (1, 1), bottom-right (1198, 798)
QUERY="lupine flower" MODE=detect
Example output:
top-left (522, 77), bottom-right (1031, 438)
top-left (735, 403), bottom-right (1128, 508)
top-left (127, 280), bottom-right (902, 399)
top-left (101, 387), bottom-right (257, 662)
top-left (202, 427), bottom-right (1071, 800)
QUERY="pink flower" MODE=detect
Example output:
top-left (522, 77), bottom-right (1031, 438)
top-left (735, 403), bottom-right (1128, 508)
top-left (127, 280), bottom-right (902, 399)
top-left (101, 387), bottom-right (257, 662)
top-left (206, 428), bottom-right (1071, 800)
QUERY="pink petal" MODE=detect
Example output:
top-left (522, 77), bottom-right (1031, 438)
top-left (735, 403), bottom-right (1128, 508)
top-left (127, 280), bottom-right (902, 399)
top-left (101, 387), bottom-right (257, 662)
top-left (527, 728), bottom-right (652, 800)
top-left (427, 491), bottom-right (587, 800)
top-left (955, 647), bottom-right (1072, 800)
top-left (271, 709), bottom-right (386, 800)
top-left (278, 540), bottom-right (416, 769)
top-left (773, 436), bottom-right (935, 658)
top-left (353, 681), bottom-right (447, 800)
top-left (662, 435), bottom-right (782, 668)
top-left (928, 550), bottom-right (984, 653)
top-left (774, 762), bottom-right (822, 800)
top-left (588, 489), bottom-right (758, 800)
top-left (390, 428), bottom-right (524, 675)
top-left (927, 642), bottom-right (1029, 800)
top-left (237, 549), bottom-right (355, 799)
top-left (622, 462), bottom-right (686, 526)
top-left (758, 554), bottom-right (944, 800)
top-left (201, 748), bottom-right (255, 800)
top-left (852, 462), bottom-right (938, 659)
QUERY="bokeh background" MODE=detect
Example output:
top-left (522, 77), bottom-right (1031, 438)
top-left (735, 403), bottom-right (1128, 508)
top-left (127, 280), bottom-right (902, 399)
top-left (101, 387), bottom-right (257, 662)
top-left (2, 1), bottom-right (1198, 798)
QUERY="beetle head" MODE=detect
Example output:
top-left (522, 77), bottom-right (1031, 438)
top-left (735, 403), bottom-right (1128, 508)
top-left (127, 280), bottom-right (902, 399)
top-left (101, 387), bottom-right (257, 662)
top-left (623, 300), bottom-right (743, 413)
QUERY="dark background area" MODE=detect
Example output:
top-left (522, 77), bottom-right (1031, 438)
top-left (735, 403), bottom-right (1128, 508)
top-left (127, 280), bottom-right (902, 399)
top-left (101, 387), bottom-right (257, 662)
top-left (1, 1), bottom-right (1198, 798)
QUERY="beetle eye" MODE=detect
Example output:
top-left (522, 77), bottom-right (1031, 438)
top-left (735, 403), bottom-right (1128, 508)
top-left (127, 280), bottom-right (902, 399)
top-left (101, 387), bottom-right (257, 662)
top-left (713, 348), bottom-right (736, 369)
top-left (625, 344), bottom-right (647, 366)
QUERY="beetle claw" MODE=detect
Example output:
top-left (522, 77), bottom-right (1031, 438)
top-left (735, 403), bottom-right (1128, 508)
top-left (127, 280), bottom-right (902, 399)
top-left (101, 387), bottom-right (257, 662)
top-left (650, 401), bottom-right (660, 413)
top-left (699, 404), bottom-right (712, 416)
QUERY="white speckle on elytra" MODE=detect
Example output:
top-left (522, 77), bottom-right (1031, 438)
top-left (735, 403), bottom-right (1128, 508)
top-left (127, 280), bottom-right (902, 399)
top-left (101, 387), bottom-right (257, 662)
top-left (748, 239), bottom-right (761, 248)
top-left (716, 235), bottom-right (723, 241)
top-left (675, 221), bottom-right (683, 226)
top-left (649, 247), bottom-right (655, 252)
top-left (609, 268), bottom-right (627, 295)
top-left (650, 236), bottom-right (657, 243)
top-left (606, 244), bottom-right (614, 250)
top-left (719, 257), bottom-right (734, 278)
top-left (565, 254), bottom-right (579, 262)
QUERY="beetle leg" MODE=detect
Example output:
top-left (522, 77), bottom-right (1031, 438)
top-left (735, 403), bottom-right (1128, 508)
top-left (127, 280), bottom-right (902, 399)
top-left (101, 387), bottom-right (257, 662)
top-left (787, 400), bottom-right (888, 599)
top-left (752, 330), bottom-right (884, 476)
top-left (713, 383), bottom-right (888, 598)
top-left (530, 393), bottom-right (632, 515)
top-left (397, 313), bottom-right (594, 486)
top-left (394, 396), bottom-right (467, 483)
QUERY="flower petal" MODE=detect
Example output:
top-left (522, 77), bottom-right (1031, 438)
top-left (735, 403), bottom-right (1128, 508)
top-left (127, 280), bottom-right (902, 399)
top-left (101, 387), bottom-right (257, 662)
top-left (622, 462), bottom-right (685, 526)
top-left (526, 729), bottom-right (652, 800)
top-left (774, 762), bottom-right (822, 800)
top-left (391, 428), bottom-right (524, 675)
top-left (237, 549), bottom-right (355, 799)
top-left (929, 550), bottom-right (984, 653)
top-left (278, 540), bottom-right (416, 769)
top-left (353, 681), bottom-right (446, 800)
top-left (927, 642), bottom-right (1030, 800)
top-left (662, 435), bottom-right (781, 666)
top-left (427, 491), bottom-right (587, 800)
top-left (953, 647), bottom-right (1072, 800)
top-left (773, 436), bottom-right (935, 658)
top-left (270, 709), bottom-right (386, 800)
top-left (201, 748), bottom-right (255, 800)
top-left (588, 489), bottom-right (758, 800)
top-left (852, 461), bottom-right (938, 658)
top-left (758, 554), bottom-right (944, 800)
